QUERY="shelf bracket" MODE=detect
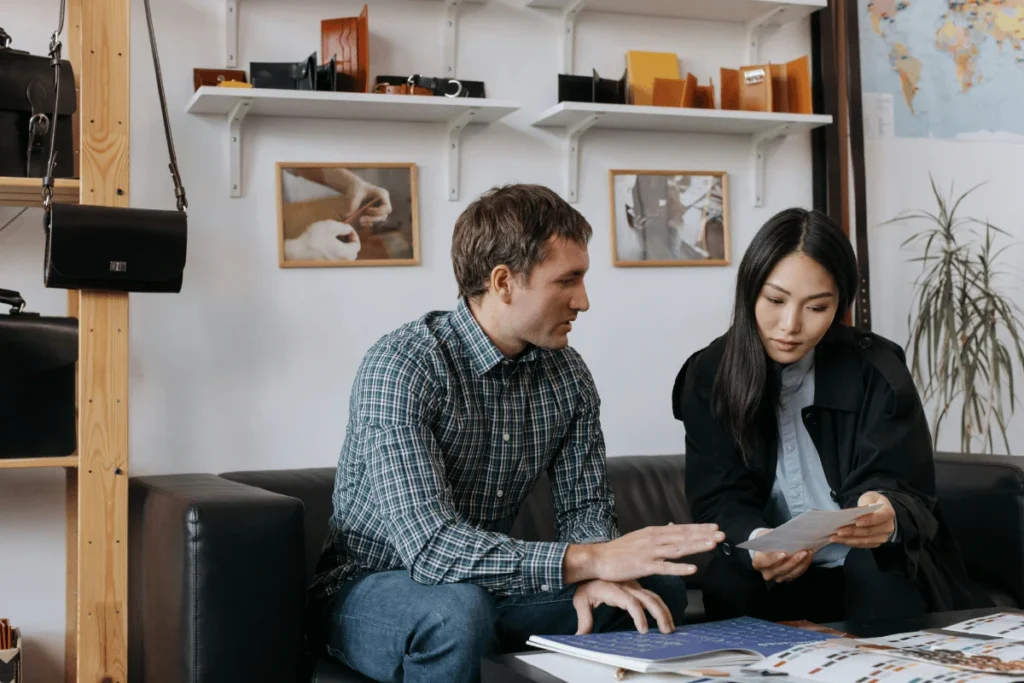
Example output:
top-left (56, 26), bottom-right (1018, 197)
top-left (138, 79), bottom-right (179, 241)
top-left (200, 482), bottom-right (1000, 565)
top-left (443, 0), bottom-right (460, 78)
top-left (565, 113), bottom-right (599, 203)
top-left (227, 98), bottom-right (253, 198)
top-left (745, 7), bottom-right (784, 64)
top-left (226, 0), bottom-right (238, 68)
top-left (751, 123), bottom-right (790, 207)
top-left (446, 108), bottom-right (477, 201)
top-left (561, 0), bottom-right (588, 75)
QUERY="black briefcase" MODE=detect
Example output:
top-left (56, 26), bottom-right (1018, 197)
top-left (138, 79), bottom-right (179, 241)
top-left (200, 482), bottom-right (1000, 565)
top-left (0, 26), bottom-right (77, 178)
top-left (0, 289), bottom-right (77, 458)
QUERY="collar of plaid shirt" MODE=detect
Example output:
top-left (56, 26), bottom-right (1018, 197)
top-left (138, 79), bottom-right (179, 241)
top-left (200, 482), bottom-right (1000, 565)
top-left (451, 297), bottom-right (541, 376)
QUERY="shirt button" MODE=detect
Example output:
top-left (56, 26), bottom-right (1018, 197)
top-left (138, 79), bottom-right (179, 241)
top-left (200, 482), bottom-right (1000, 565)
top-left (786, 444), bottom-right (795, 453)
top-left (502, 433), bottom-right (510, 442)
top-left (541, 584), bottom-right (550, 592)
top-left (496, 490), bottom-right (504, 498)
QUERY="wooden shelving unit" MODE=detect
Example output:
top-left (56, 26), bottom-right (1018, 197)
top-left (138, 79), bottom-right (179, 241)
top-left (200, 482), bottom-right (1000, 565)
top-left (2, 1), bottom-right (129, 682)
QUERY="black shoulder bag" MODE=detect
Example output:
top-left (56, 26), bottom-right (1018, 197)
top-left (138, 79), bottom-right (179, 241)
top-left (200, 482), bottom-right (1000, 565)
top-left (40, 0), bottom-right (189, 294)
top-left (0, 289), bottom-right (77, 458)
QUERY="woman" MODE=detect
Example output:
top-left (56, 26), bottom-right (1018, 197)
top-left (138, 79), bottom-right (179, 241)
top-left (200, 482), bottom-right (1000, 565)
top-left (672, 207), bottom-right (989, 624)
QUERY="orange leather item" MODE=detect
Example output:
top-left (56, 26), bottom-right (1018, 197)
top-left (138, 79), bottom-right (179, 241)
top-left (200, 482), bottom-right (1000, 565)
top-left (374, 83), bottom-right (432, 96)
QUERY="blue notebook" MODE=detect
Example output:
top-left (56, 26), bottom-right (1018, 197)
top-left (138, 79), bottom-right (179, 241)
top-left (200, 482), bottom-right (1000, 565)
top-left (527, 616), bottom-right (840, 674)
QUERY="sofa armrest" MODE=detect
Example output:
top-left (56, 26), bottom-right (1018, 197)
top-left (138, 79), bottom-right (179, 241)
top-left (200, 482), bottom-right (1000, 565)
top-left (935, 452), bottom-right (1024, 606)
top-left (128, 474), bottom-right (306, 683)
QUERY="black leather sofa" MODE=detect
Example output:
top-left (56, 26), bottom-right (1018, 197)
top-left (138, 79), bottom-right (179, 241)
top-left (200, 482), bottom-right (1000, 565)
top-left (127, 452), bottom-right (1024, 683)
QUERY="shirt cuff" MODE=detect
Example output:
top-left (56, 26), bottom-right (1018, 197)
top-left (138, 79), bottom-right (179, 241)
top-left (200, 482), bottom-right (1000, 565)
top-left (748, 527), bottom-right (770, 561)
top-left (522, 541), bottom-right (569, 594)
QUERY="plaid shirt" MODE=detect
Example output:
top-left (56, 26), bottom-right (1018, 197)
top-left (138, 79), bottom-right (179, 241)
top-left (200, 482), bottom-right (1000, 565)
top-left (308, 298), bottom-right (618, 602)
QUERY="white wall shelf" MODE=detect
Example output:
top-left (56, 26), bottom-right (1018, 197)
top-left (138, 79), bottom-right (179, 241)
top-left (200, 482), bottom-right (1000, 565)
top-left (529, 101), bottom-right (832, 205)
top-left (225, 0), bottom-right (484, 79)
top-left (185, 86), bottom-right (520, 200)
top-left (526, 0), bottom-right (827, 72)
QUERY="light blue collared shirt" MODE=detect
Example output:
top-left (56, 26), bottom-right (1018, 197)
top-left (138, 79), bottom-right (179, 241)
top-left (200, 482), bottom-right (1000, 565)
top-left (764, 349), bottom-right (850, 568)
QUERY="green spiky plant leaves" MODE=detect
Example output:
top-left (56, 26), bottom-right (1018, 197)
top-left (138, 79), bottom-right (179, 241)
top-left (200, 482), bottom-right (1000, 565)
top-left (884, 175), bottom-right (1024, 454)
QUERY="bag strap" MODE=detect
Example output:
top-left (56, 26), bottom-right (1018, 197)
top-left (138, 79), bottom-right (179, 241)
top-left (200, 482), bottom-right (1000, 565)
top-left (41, 0), bottom-right (187, 213)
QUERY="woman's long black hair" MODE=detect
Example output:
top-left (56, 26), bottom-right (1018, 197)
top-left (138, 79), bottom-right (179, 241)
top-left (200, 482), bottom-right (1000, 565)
top-left (712, 208), bottom-right (858, 468)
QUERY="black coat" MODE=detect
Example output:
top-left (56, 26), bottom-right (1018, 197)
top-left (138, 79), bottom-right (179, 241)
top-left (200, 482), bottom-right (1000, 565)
top-left (672, 324), bottom-right (989, 612)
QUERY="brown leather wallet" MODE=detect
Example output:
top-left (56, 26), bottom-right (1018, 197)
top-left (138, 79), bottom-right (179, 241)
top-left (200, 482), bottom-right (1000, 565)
top-left (374, 83), bottom-right (432, 96)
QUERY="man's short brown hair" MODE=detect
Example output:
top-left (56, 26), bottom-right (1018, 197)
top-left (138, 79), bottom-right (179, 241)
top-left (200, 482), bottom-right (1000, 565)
top-left (451, 184), bottom-right (592, 299)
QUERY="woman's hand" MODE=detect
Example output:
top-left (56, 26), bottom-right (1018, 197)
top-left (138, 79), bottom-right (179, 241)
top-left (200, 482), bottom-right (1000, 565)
top-left (831, 492), bottom-right (896, 549)
top-left (752, 548), bottom-right (814, 583)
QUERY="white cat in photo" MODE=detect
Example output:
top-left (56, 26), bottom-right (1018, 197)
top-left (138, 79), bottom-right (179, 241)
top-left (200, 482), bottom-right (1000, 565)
top-left (284, 219), bottom-right (361, 261)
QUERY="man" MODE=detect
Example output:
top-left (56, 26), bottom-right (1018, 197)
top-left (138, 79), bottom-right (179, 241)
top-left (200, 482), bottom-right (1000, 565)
top-left (307, 184), bottom-right (724, 683)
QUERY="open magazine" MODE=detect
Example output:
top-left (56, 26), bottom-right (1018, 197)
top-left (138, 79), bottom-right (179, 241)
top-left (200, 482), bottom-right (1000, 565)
top-left (745, 612), bottom-right (1024, 682)
top-left (526, 616), bottom-right (839, 674)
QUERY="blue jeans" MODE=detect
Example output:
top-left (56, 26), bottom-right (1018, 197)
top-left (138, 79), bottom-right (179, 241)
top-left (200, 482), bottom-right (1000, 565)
top-left (311, 571), bottom-right (689, 683)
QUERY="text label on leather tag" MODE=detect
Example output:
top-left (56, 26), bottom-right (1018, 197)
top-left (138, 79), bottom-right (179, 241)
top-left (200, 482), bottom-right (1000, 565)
top-left (110, 261), bottom-right (127, 272)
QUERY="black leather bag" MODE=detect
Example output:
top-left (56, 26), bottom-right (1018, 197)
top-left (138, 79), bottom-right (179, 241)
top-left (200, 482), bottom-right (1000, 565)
top-left (38, 0), bottom-right (188, 294)
top-left (0, 26), bottom-right (77, 178)
top-left (0, 289), bottom-right (77, 458)
top-left (44, 204), bottom-right (187, 292)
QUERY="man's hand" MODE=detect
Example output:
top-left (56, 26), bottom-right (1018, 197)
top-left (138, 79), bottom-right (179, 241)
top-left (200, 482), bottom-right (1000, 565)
top-left (288, 166), bottom-right (393, 227)
top-left (564, 523), bottom-right (724, 585)
top-left (831, 492), bottom-right (896, 549)
top-left (573, 579), bottom-right (675, 635)
top-left (350, 183), bottom-right (392, 228)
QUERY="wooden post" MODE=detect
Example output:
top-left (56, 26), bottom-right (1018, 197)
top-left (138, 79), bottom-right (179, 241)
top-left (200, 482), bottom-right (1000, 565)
top-left (77, 0), bottom-right (130, 681)
top-left (65, 0), bottom-right (83, 678)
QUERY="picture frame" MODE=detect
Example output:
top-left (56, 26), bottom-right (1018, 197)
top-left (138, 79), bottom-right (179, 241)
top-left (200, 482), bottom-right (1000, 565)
top-left (609, 169), bottom-right (730, 267)
top-left (276, 161), bottom-right (420, 268)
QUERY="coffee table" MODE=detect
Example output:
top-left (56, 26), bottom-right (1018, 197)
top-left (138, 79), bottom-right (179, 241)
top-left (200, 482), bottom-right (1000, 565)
top-left (481, 607), bottom-right (1018, 682)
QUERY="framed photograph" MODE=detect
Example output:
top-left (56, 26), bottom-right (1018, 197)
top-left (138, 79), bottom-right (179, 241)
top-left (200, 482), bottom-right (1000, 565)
top-left (276, 162), bottom-right (420, 267)
top-left (609, 169), bottom-right (730, 267)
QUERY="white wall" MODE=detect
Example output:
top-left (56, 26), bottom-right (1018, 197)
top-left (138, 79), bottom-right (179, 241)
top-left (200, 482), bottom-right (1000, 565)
top-left (3, 0), bottom-right (821, 678)
top-left (865, 136), bottom-right (1024, 454)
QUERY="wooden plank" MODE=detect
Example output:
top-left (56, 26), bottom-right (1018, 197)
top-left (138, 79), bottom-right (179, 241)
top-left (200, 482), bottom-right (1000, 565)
top-left (0, 456), bottom-right (79, 470)
top-left (65, 1), bottom-right (83, 679)
top-left (78, 0), bottom-right (130, 682)
top-left (0, 177), bottom-right (80, 207)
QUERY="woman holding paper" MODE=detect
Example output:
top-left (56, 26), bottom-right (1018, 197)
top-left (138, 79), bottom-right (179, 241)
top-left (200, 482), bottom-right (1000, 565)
top-left (671, 207), bottom-right (990, 623)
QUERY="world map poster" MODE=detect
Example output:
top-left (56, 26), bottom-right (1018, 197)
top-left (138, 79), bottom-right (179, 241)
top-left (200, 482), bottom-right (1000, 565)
top-left (859, 0), bottom-right (1024, 142)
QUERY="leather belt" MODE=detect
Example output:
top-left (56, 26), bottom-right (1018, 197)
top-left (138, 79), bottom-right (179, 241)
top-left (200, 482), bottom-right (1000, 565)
top-left (374, 74), bottom-right (486, 98)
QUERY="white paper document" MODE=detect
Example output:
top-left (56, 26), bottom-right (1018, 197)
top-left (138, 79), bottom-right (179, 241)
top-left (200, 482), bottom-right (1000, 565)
top-left (861, 630), bottom-right (1024, 673)
top-left (945, 613), bottom-right (1024, 640)
top-left (748, 639), bottom-right (1019, 683)
top-left (737, 505), bottom-right (882, 554)
top-left (514, 653), bottom-right (776, 683)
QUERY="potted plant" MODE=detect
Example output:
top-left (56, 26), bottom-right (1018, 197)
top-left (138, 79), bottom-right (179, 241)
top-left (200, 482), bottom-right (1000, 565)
top-left (885, 176), bottom-right (1024, 455)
